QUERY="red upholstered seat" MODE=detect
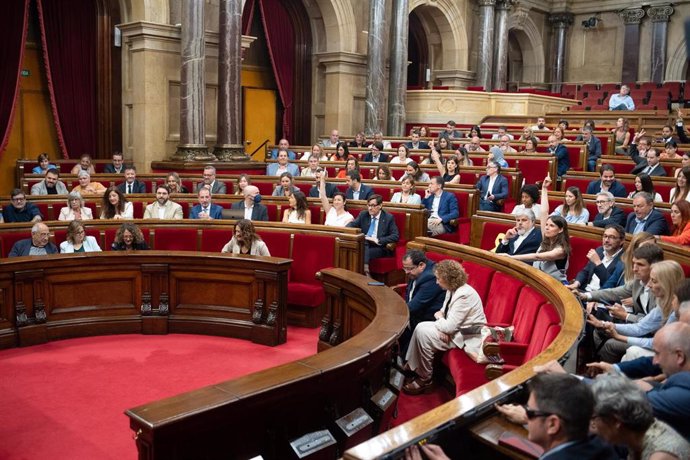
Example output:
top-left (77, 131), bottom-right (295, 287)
top-left (497, 287), bottom-right (546, 365)
top-left (371, 186), bottom-right (391, 201)
top-left (153, 228), bottom-right (198, 251)
top-left (257, 231), bottom-right (291, 258)
top-left (1, 231), bottom-right (31, 257)
top-left (34, 202), bottom-right (51, 221)
top-left (501, 303), bottom-right (561, 374)
top-left (263, 204), bottom-right (279, 222)
top-left (200, 228), bottom-right (231, 252)
top-left (131, 201), bottom-right (145, 219)
top-left (308, 205), bottom-right (323, 224)
top-left (462, 262), bottom-right (495, 304)
top-left (370, 210), bottom-right (408, 277)
top-left (442, 347), bottom-right (489, 396)
top-left (484, 272), bottom-right (524, 327)
top-left (567, 236), bottom-right (600, 280)
top-left (478, 221), bottom-right (512, 251)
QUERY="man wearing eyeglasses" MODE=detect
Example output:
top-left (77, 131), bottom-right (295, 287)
top-left (566, 224), bottom-right (625, 294)
top-left (2, 189), bottom-right (43, 223)
top-left (496, 374), bottom-right (618, 459)
top-left (591, 192), bottom-right (627, 228)
top-left (346, 194), bottom-right (399, 276)
top-left (475, 161), bottom-right (509, 212)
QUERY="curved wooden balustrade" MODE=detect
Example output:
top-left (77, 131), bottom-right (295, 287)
top-left (0, 252), bottom-right (291, 349)
top-left (343, 240), bottom-right (584, 460)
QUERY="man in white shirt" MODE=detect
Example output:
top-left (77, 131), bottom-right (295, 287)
top-left (566, 224), bottom-right (625, 294)
top-left (531, 117), bottom-right (550, 132)
top-left (231, 185), bottom-right (269, 221)
top-left (466, 136), bottom-right (486, 153)
top-left (143, 185), bottom-right (183, 219)
top-left (321, 129), bottom-right (340, 148)
top-left (609, 84), bottom-right (635, 111)
top-left (372, 131), bottom-right (391, 149)
top-left (490, 126), bottom-right (514, 140)
top-left (495, 209), bottom-right (543, 258)
top-left (497, 135), bottom-right (517, 154)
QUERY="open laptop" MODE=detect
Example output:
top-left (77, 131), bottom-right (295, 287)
top-left (221, 208), bottom-right (246, 220)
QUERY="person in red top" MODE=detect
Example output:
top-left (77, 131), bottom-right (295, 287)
top-left (660, 201), bottom-right (690, 246)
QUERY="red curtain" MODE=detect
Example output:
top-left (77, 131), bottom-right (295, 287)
top-left (257, 0), bottom-right (294, 140)
top-left (0, 0), bottom-right (29, 156)
top-left (37, 0), bottom-right (97, 159)
top-left (242, 0), bottom-right (256, 35)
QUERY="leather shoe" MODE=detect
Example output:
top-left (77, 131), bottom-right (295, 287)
top-left (402, 377), bottom-right (433, 395)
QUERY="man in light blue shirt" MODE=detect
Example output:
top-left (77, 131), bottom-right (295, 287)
top-left (608, 85), bottom-right (635, 111)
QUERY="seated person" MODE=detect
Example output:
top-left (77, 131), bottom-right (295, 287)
top-left (625, 192), bottom-right (669, 235)
top-left (372, 131), bottom-right (391, 149)
top-left (566, 224), bottom-right (625, 293)
top-left (232, 174), bottom-right (250, 196)
top-left (631, 143), bottom-right (667, 177)
top-left (30, 168), bottom-right (68, 195)
top-left (345, 170), bottom-right (373, 201)
top-left (308, 167), bottom-right (338, 198)
top-left (143, 185), bottom-right (183, 219)
top-left (346, 194), bottom-right (399, 276)
top-left (431, 152), bottom-right (460, 184)
top-left (336, 155), bottom-right (359, 179)
top-left (511, 184), bottom-right (542, 217)
top-left (493, 135), bottom-right (517, 156)
top-left (272, 172), bottom-right (301, 197)
top-left (269, 138), bottom-right (296, 160)
top-left (189, 186), bottom-right (223, 220)
top-left (231, 185), bottom-right (268, 221)
top-left (3, 189), bottom-right (43, 223)
top-left (281, 191), bottom-right (311, 224)
top-left (551, 186), bottom-right (589, 225)
top-left (628, 174), bottom-right (663, 202)
top-left (582, 127), bottom-right (602, 172)
top-left (660, 201), bottom-right (690, 246)
top-left (475, 160), bottom-right (509, 212)
top-left (8, 222), bottom-right (58, 257)
top-left (390, 177), bottom-right (421, 205)
top-left (586, 165), bottom-right (627, 198)
top-left (318, 174), bottom-right (353, 227)
top-left (117, 165), bottom-right (146, 194)
top-left (111, 223), bottom-right (148, 250)
top-left (548, 134), bottom-right (570, 178)
top-left (59, 220), bottom-right (102, 253)
top-left (166, 172), bottom-right (189, 194)
top-left (405, 130), bottom-right (429, 150)
top-left (490, 126), bottom-right (514, 140)
top-left (301, 144), bottom-right (330, 162)
top-left (390, 145), bottom-right (413, 165)
top-left (300, 155), bottom-right (321, 178)
top-left (592, 192), bottom-right (627, 228)
top-left (531, 117), bottom-right (550, 132)
top-left (221, 219), bottom-right (270, 256)
top-left (374, 165), bottom-right (392, 181)
top-left (399, 161), bottom-right (430, 183)
top-left (100, 186), bottom-right (134, 219)
top-left (71, 171), bottom-right (106, 196)
top-left (267, 150), bottom-right (300, 177)
top-left (609, 84), bottom-right (635, 111)
top-left (58, 191), bottom-right (94, 221)
top-left (442, 120), bottom-right (462, 139)
top-left (348, 131), bottom-right (368, 148)
top-left (403, 259), bottom-right (485, 395)
top-left (320, 129), bottom-right (339, 148)
top-left (32, 153), bottom-right (57, 175)
top-left (421, 176), bottom-right (459, 236)
top-left (103, 151), bottom-right (125, 174)
top-left (496, 208), bottom-right (543, 258)
top-left (195, 166), bottom-right (227, 194)
top-left (363, 142), bottom-right (388, 163)
top-left (466, 136), bottom-right (485, 153)
top-left (70, 154), bottom-right (96, 175)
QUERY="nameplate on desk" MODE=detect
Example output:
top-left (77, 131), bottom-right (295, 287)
top-left (335, 408), bottom-right (374, 437)
top-left (388, 368), bottom-right (404, 391)
top-left (370, 387), bottom-right (397, 412)
top-left (289, 430), bottom-right (337, 458)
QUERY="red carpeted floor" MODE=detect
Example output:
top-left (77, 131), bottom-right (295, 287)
top-left (0, 328), bottom-right (319, 460)
top-left (393, 387), bottom-right (454, 427)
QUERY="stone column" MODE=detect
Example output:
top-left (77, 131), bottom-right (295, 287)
top-left (548, 13), bottom-right (573, 94)
top-left (213, 0), bottom-right (247, 161)
top-left (648, 5), bottom-right (674, 83)
top-left (364, 0), bottom-right (388, 135)
top-left (387, 0), bottom-right (409, 137)
top-left (492, 0), bottom-right (513, 91)
top-left (475, 0), bottom-right (496, 91)
top-left (618, 8), bottom-right (645, 83)
top-left (174, 0), bottom-right (213, 161)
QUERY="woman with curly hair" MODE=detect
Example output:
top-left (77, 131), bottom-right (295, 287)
top-left (221, 219), bottom-right (270, 255)
top-left (282, 191), bottom-right (311, 224)
top-left (101, 186), bottom-right (133, 219)
top-left (111, 223), bottom-right (148, 250)
top-left (400, 161), bottom-right (430, 183)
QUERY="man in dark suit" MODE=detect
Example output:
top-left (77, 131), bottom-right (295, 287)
top-left (582, 127), bottom-right (602, 172)
top-left (591, 192), bottom-right (627, 228)
top-left (475, 161), bottom-right (509, 212)
top-left (363, 142), bottom-right (389, 163)
top-left (8, 222), bottom-right (59, 257)
top-left (630, 147), bottom-right (667, 176)
top-left (189, 187), bottom-right (224, 219)
top-left (397, 249), bottom-right (445, 356)
top-left (624, 192), bottom-right (669, 236)
top-left (548, 134), bottom-right (570, 178)
top-left (586, 165), bottom-right (628, 198)
top-left (307, 168), bottom-right (339, 198)
top-left (345, 171), bottom-right (373, 201)
top-left (421, 176), bottom-right (459, 235)
top-left (103, 152), bottom-right (125, 174)
top-left (404, 130), bottom-right (429, 150)
top-left (231, 185), bottom-right (268, 221)
top-left (566, 224), bottom-right (625, 293)
top-left (117, 165), bottom-right (147, 194)
top-left (347, 194), bottom-right (399, 275)
top-left (195, 166), bottom-right (227, 194)
top-left (496, 209), bottom-right (542, 258)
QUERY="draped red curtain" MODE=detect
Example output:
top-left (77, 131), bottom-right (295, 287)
top-left (36, 0), bottom-right (97, 159)
top-left (242, 0), bottom-right (256, 35)
top-left (0, 0), bottom-right (30, 157)
top-left (257, 0), bottom-right (295, 140)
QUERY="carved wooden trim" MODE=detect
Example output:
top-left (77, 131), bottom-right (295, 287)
top-left (265, 301), bottom-right (278, 326)
top-left (252, 299), bottom-right (264, 324)
top-left (319, 314), bottom-right (331, 341)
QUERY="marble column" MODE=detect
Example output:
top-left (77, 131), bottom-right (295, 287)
top-left (213, 0), bottom-right (247, 161)
top-left (492, 0), bottom-right (512, 91)
top-left (475, 0), bottom-right (496, 91)
top-left (174, 0), bottom-right (213, 161)
top-left (548, 13), bottom-right (573, 94)
top-left (387, 0), bottom-right (409, 137)
top-left (618, 8), bottom-right (645, 83)
top-left (648, 5), bottom-right (674, 83)
top-left (365, 0), bottom-right (388, 135)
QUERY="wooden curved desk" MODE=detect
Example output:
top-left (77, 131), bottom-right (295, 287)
top-left (0, 252), bottom-right (291, 348)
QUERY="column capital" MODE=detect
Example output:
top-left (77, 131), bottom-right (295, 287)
top-left (619, 8), bottom-right (645, 25)
top-left (647, 5), bottom-right (673, 23)
top-left (495, 0), bottom-right (517, 11)
top-left (548, 12), bottom-right (573, 28)
top-left (478, 0), bottom-right (497, 7)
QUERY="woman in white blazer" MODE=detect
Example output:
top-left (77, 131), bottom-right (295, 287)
top-left (58, 191), bottom-right (93, 221)
top-left (403, 259), bottom-right (486, 395)
top-left (60, 220), bottom-right (102, 253)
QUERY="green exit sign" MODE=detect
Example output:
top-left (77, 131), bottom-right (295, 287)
top-left (21, 69), bottom-right (30, 77)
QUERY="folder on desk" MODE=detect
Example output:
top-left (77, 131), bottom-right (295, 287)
top-left (498, 432), bottom-right (544, 458)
